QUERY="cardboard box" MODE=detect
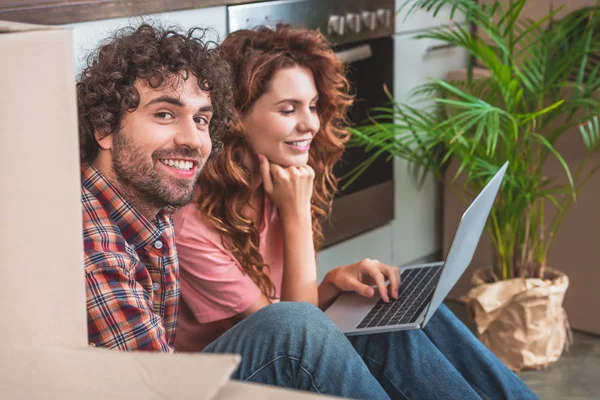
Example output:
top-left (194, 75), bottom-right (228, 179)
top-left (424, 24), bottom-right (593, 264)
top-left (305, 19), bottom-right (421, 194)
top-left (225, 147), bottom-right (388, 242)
top-left (0, 21), bottom-right (336, 399)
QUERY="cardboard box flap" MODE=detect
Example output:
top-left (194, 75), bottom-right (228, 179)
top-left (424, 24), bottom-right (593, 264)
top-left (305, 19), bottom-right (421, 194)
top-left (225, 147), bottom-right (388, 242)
top-left (0, 346), bottom-right (240, 400)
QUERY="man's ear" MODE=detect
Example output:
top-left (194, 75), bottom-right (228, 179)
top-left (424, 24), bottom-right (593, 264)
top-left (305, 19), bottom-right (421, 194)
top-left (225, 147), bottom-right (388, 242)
top-left (94, 129), bottom-right (113, 150)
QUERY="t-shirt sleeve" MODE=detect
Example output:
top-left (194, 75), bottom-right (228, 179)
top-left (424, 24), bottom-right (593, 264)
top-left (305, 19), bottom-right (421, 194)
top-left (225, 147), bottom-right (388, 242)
top-left (174, 206), bottom-right (263, 324)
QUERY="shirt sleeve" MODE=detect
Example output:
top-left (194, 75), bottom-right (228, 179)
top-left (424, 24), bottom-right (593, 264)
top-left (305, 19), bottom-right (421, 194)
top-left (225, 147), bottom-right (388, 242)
top-left (86, 266), bottom-right (174, 352)
top-left (174, 207), bottom-right (263, 324)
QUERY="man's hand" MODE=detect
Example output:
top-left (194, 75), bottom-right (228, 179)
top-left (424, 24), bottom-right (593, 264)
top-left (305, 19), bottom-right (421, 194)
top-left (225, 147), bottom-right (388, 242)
top-left (322, 258), bottom-right (401, 303)
top-left (258, 153), bottom-right (314, 221)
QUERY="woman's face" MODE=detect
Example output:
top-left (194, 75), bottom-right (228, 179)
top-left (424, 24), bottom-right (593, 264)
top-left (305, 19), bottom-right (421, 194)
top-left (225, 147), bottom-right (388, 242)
top-left (241, 65), bottom-right (320, 167)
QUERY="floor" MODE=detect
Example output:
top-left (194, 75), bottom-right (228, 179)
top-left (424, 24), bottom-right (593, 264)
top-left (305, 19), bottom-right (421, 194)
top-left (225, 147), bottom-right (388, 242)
top-left (446, 301), bottom-right (600, 400)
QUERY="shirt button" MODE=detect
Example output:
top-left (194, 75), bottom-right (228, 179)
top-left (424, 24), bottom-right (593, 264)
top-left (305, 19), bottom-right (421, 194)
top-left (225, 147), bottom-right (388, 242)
top-left (152, 282), bottom-right (160, 291)
top-left (153, 240), bottom-right (163, 249)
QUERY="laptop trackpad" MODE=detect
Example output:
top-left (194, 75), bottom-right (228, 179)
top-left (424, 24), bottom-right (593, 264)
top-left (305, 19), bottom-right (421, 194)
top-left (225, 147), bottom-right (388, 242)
top-left (324, 292), bottom-right (380, 333)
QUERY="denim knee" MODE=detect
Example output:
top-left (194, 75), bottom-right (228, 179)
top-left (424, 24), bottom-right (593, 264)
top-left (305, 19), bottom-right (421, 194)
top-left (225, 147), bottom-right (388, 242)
top-left (262, 301), bottom-right (325, 322)
top-left (253, 302), bottom-right (344, 348)
top-left (258, 302), bottom-right (333, 330)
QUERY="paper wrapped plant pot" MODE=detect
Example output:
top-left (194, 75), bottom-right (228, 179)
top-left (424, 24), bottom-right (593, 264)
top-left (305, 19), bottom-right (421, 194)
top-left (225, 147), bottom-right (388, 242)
top-left (461, 267), bottom-right (571, 371)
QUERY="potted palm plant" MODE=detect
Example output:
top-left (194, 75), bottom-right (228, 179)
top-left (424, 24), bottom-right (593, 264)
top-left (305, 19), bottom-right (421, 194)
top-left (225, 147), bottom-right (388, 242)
top-left (347, 0), bottom-right (600, 370)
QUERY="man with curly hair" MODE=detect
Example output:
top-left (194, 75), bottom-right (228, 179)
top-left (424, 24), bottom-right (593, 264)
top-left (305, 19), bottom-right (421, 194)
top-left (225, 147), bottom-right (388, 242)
top-left (78, 23), bottom-right (233, 352)
top-left (76, 25), bottom-right (392, 398)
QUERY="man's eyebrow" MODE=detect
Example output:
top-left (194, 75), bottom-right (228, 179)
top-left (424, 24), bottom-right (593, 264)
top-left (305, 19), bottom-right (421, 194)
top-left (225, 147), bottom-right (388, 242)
top-left (144, 96), bottom-right (184, 108)
top-left (144, 96), bottom-right (214, 113)
top-left (198, 105), bottom-right (214, 113)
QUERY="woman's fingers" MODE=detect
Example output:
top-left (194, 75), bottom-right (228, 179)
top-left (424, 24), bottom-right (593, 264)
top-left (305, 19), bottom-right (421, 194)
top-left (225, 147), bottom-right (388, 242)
top-left (346, 277), bottom-right (375, 298)
top-left (359, 259), bottom-right (401, 302)
top-left (258, 154), bottom-right (273, 194)
top-left (361, 260), bottom-right (389, 302)
top-left (386, 265), bottom-right (401, 300)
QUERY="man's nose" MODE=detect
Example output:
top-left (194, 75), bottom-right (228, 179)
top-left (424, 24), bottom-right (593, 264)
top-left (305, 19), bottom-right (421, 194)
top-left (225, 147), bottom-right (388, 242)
top-left (174, 119), bottom-right (205, 150)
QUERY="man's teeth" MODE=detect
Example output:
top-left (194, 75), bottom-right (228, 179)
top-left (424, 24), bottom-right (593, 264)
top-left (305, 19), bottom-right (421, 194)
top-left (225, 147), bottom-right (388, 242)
top-left (287, 140), bottom-right (310, 147)
top-left (160, 159), bottom-right (194, 171)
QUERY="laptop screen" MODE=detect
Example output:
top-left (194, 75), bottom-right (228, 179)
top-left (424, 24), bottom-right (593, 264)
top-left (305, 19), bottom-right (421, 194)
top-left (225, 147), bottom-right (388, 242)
top-left (421, 162), bottom-right (508, 327)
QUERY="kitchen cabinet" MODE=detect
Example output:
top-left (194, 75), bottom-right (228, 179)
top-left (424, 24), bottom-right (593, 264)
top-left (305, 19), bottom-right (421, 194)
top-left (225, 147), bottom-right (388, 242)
top-left (395, 0), bottom-right (466, 34)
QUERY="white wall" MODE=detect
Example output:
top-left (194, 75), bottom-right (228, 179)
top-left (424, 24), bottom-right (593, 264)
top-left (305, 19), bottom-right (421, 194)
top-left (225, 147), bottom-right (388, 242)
top-left (317, 224), bottom-right (394, 282)
top-left (391, 30), bottom-right (469, 266)
top-left (62, 6), bottom-right (227, 74)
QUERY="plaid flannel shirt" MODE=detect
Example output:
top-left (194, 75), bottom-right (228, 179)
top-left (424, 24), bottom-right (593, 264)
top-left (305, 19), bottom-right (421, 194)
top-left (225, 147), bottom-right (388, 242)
top-left (81, 164), bottom-right (179, 352)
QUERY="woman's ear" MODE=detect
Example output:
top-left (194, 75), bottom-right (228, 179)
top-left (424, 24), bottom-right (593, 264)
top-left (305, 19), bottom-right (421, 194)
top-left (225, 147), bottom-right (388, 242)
top-left (94, 129), bottom-right (113, 150)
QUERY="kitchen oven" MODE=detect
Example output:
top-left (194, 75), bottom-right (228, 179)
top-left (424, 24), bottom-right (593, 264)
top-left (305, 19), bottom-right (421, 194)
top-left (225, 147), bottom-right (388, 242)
top-left (228, 0), bottom-right (395, 247)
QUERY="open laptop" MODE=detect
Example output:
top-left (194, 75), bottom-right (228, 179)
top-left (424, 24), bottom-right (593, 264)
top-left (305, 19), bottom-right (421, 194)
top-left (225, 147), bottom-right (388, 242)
top-left (325, 162), bottom-right (508, 335)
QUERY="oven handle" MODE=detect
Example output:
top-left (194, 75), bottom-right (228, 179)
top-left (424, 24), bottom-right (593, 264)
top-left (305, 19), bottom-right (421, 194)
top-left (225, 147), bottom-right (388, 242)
top-left (426, 43), bottom-right (458, 54)
top-left (334, 44), bottom-right (373, 64)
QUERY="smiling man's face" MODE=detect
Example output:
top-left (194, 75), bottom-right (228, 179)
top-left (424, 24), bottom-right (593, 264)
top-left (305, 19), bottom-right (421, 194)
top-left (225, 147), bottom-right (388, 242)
top-left (95, 73), bottom-right (214, 211)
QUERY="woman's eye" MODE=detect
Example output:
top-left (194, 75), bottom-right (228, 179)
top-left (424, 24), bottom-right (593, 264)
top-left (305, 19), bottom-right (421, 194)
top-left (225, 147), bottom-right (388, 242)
top-left (155, 112), bottom-right (174, 120)
top-left (309, 105), bottom-right (318, 113)
top-left (280, 109), bottom-right (294, 115)
top-left (194, 116), bottom-right (209, 126)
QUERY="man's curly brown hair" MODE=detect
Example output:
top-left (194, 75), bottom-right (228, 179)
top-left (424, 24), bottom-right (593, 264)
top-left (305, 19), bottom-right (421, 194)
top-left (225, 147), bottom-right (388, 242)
top-left (77, 23), bottom-right (233, 163)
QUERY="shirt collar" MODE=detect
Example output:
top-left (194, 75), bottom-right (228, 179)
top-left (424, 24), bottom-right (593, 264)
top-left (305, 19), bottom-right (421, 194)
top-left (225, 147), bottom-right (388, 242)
top-left (81, 164), bottom-right (173, 252)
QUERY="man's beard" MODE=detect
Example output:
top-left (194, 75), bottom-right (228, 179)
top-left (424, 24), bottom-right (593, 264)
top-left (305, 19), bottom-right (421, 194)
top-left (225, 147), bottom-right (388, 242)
top-left (111, 133), bottom-right (203, 211)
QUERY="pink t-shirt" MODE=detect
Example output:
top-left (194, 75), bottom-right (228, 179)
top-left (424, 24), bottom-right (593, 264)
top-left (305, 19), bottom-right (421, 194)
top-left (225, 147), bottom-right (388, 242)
top-left (172, 195), bottom-right (284, 352)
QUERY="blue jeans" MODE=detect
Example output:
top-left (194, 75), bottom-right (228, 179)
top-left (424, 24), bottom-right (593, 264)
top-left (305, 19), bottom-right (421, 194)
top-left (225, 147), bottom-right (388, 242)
top-left (202, 302), bottom-right (538, 400)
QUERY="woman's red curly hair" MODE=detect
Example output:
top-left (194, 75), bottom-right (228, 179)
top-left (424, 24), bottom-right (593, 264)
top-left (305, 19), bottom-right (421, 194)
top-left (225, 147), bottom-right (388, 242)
top-left (196, 24), bottom-right (353, 298)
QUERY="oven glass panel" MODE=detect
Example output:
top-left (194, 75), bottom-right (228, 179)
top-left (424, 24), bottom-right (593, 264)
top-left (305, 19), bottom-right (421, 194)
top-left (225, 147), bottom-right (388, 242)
top-left (333, 36), bottom-right (394, 196)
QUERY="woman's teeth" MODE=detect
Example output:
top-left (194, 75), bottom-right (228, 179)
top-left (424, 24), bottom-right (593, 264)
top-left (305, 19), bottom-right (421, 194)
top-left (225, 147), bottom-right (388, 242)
top-left (287, 140), bottom-right (310, 147)
top-left (160, 159), bottom-right (194, 171)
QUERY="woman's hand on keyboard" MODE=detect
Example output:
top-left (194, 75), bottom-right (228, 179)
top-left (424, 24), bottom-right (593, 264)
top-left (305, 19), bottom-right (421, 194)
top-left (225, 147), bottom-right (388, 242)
top-left (321, 259), bottom-right (401, 303)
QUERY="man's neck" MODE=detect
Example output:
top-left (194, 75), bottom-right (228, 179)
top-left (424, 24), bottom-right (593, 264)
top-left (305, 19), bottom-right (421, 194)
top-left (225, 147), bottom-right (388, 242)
top-left (92, 156), bottom-right (160, 222)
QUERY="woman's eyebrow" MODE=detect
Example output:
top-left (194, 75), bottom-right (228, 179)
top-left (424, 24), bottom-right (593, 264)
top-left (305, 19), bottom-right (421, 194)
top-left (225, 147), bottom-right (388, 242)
top-left (274, 95), bottom-right (319, 105)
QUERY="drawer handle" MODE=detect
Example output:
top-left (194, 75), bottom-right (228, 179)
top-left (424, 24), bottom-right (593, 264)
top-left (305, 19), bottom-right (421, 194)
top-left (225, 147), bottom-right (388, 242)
top-left (335, 44), bottom-right (373, 64)
top-left (426, 43), bottom-right (457, 54)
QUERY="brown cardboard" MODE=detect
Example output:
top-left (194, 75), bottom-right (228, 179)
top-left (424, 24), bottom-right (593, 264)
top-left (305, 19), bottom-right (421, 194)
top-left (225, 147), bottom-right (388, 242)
top-left (0, 20), bottom-right (86, 349)
top-left (0, 20), bottom-right (337, 399)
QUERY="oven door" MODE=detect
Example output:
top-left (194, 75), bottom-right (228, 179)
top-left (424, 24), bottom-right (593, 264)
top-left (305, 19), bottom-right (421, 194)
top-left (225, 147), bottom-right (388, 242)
top-left (323, 36), bottom-right (394, 247)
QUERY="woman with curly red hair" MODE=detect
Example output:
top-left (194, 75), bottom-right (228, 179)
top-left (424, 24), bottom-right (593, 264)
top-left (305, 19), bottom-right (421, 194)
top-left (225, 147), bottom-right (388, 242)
top-left (175, 24), bottom-right (537, 400)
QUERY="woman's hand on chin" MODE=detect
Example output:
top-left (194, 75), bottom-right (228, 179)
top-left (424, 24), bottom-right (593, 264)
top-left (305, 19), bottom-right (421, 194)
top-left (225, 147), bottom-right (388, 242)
top-left (323, 258), bottom-right (401, 303)
top-left (258, 153), bottom-right (314, 221)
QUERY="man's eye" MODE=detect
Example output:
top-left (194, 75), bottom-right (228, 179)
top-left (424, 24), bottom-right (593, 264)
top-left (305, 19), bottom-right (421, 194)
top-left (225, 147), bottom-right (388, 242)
top-left (155, 112), bottom-right (174, 120)
top-left (194, 116), bottom-right (209, 126)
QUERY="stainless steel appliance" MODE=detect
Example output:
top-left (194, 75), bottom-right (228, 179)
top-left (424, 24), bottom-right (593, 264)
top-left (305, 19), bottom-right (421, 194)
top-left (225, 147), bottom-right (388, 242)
top-left (228, 0), bottom-right (395, 247)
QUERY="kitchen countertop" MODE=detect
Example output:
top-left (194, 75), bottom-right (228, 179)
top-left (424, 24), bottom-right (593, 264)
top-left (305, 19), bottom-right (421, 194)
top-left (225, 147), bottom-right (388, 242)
top-left (0, 0), bottom-right (261, 26)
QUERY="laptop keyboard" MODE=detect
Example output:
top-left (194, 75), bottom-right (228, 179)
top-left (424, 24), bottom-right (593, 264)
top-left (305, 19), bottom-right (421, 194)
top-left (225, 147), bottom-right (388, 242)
top-left (356, 265), bottom-right (443, 329)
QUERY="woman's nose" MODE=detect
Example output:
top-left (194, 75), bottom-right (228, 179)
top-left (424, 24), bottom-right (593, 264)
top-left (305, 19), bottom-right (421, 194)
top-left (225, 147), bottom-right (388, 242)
top-left (298, 111), bottom-right (320, 134)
